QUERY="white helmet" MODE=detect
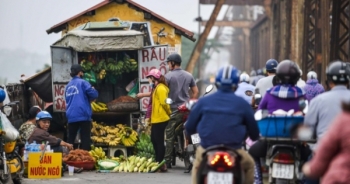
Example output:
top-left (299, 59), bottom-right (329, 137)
top-left (240, 73), bottom-right (250, 83)
top-left (307, 71), bottom-right (317, 80)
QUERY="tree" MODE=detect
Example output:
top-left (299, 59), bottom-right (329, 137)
top-left (36, 63), bottom-right (50, 73)
top-left (181, 34), bottom-right (223, 78)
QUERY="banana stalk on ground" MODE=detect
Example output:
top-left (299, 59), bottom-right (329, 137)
top-left (112, 155), bottom-right (164, 173)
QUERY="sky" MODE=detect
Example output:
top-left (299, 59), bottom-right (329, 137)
top-left (0, 0), bottom-right (230, 83)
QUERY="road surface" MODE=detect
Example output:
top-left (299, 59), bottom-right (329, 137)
top-left (22, 161), bottom-right (191, 184)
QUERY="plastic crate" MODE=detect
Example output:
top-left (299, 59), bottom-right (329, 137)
top-left (257, 116), bottom-right (304, 138)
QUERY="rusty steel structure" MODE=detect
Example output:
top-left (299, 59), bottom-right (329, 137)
top-left (196, 0), bottom-right (350, 82)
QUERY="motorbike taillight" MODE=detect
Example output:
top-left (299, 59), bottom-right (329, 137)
top-left (273, 153), bottom-right (294, 164)
top-left (207, 151), bottom-right (235, 169)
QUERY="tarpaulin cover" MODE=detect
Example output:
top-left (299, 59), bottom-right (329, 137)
top-left (52, 30), bottom-right (144, 52)
top-left (24, 68), bottom-right (53, 102)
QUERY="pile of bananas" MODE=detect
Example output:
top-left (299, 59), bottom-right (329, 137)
top-left (98, 69), bottom-right (107, 79)
top-left (91, 102), bottom-right (108, 112)
top-left (112, 155), bottom-right (164, 173)
top-left (91, 122), bottom-right (138, 147)
top-left (135, 133), bottom-right (155, 159)
top-left (89, 146), bottom-right (107, 162)
top-left (80, 60), bottom-right (94, 71)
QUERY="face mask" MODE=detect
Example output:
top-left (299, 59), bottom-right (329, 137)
top-left (149, 82), bottom-right (155, 88)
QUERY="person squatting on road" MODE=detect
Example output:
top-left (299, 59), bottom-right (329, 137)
top-left (185, 65), bottom-right (260, 184)
top-left (65, 64), bottom-right (98, 151)
top-left (19, 106), bottom-right (42, 142)
top-left (145, 69), bottom-right (171, 172)
top-left (249, 60), bottom-right (306, 183)
top-left (304, 71), bottom-right (325, 102)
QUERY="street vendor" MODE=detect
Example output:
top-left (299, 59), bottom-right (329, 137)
top-left (28, 111), bottom-right (73, 152)
top-left (19, 106), bottom-right (42, 142)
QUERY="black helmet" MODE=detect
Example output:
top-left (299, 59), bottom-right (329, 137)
top-left (166, 53), bottom-right (182, 64)
top-left (276, 60), bottom-right (301, 85)
top-left (326, 60), bottom-right (350, 84)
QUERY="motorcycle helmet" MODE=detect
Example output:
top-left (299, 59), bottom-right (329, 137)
top-left (307, 71), bottom-right (317, 80)
top-left (326, 60), bottom-right (350, 84)
top-left (265, 59), bottom-right (278, 73)
top-left (257, 69), bottom-right (264, 76)
top-left (250, 70), bottom-right (256, 77)
top-left (239, 73), bottom-right (250, 83)
top-left (36, 111), bottom-right (52, 121)
top-left (276, 60), bottom-right (301, 85)
top-left (166, 53), bottom-right (182, 64)
top-left (146, 69), bottom-right (162, 79)
top-left (0, 88), bottom-right (5, 103)
top-left (215, 65), bottom-right (240, 88)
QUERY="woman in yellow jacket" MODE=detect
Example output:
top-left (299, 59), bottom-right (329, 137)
top-left (145, 69), bottom-right (171, 172)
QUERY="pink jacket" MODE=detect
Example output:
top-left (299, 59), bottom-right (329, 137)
top-left (308, 112), bottom-right (350, 183)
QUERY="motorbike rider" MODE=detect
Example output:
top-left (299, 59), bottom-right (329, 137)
top-left (255, 59), bottom-right (278, 98)
top-left (251, 68), bottom-right (265, 86)
top-left (249, 60), bottom-right (305, 183)
top-left (185, 65), bottom-right (260, 184)
top-left (137, 53), bottom-right (199, 169)
top-left (304, 71), bottom-right (325, 102)
top-left (303, 61), bottom-right (350, 183)
top-left (235, 72), bottom-right (255, 104)
top-left (249, 70), bottom-right (257, 85)
top-left (297, 69), bottom-right (307, 89)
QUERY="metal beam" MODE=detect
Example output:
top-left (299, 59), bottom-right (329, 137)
top-left (200, 0), bottom-right (263, 5)
top-left (201, 20), bottom-right (252, 28)
top-left (186, 0), bottom-right (226, 74)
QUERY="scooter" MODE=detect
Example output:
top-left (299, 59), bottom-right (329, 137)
top-left (255, 100), bottom-right (313, 184)
top-left (196, 145), bottom-right (244, 184)
top-left (0, 101), bottom-right (24, 184)
top-left (166, 85), bottom-right (214, 172)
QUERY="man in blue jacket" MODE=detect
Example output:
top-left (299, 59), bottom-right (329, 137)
top-left (185, 65), bottom-right (260, 184)
top-left (65, 64), bottom-right (98, 151)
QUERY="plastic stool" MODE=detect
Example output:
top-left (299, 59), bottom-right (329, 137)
top-left (108, 146), bottom-right (127, 158)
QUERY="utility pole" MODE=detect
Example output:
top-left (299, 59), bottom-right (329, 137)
top-left (186, 0), bottom-right (225, 74)
top-left (197, 1), bottom-right (201, 80)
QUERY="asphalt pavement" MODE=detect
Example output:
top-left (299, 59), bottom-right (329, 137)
top-left (22, 160), bottom-right (191, 184)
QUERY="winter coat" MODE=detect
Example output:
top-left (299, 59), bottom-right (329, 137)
top-left (150, 83), bottom-right (171, 123)
top-left (28, 128), bottom-right (61, 146)
top-left (304, 79), bottom-right (325, 102)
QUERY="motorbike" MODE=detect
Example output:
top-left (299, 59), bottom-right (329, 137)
top-left (196, 145), bottom-right (244, 184)
top-left (166, 84), bottom-right (214, 172)
top-left (0, 101), bottom-right (24, 184)
top-left (254, 100), bottom-right (313, 184)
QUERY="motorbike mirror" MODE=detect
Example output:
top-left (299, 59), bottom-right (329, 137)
top-left (165, 98), bottom-right (173, 105)
top-left (205, 85), bottom-right (214, 94)
top-left (3, 106), bottom-right (12, 116)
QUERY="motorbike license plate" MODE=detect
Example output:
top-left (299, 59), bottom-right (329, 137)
top-left (207, 172), bottom-right (233, 184)
top-left (272, 163), bottom-right (294, 179)
top-left (191, 133), bottom-right (201, 144)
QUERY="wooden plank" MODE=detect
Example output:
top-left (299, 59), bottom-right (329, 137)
top-left (186, 0), bottom-right (226, 74)
top-left (201, 20), bottom-right (252, 28)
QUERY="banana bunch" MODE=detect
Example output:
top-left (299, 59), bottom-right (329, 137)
top-left (108, 137), bottom-right (121, 146)
top-left (120, 126), bottom-right (138, 147)
top-left (136, 132), bottom-right (155, 159)
top-left (98, 69), bottom-right (107, 79)
top-left (112, 156), bottom-right (163, 173)
top-left (89, 147), bottom-right (107, 162)
top-left (80, 60), bottom-right (93, 71)
top-left (123, 58), bottom-right (138, 73)
top-left (91, 102), bottom-right (108, 112)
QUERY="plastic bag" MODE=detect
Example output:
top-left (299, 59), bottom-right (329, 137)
top-left (0, 112), bottom-right (19, 141)
top-left (83, 70), bottom-right (97, 85)
top-left (125, 79), bottom-right (136, 92)
top-left (127, 80), bottom-right (138, 98)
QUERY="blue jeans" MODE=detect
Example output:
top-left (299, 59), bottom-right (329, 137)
top-left (303, 154), bottom-right (319, 184)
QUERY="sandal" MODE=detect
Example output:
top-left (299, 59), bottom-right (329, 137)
top-left (74, 167), bottom-right (83, 173)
